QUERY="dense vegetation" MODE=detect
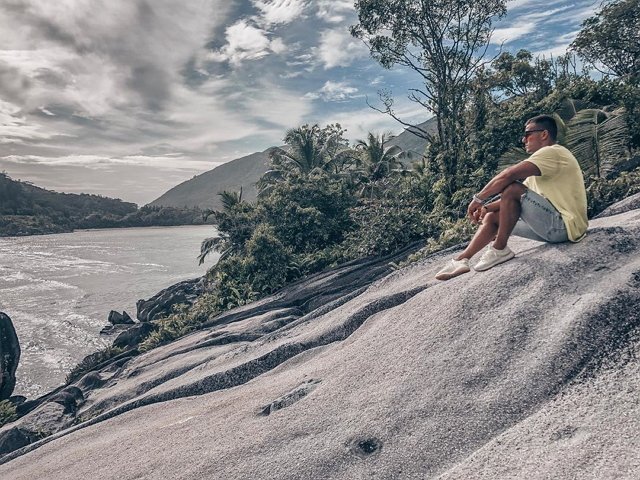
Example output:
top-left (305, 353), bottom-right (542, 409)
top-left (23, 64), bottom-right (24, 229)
top-left (0, 173), bottom-right (208, 237)
top-left (135, 0), bottom-right (640, 351)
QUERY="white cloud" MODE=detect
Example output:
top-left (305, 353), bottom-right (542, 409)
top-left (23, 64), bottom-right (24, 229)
top-left (532, 30), bottom-right (582, 58)
top-left (208, 20), bottom-right (288, 65)
top-left (316, 0), bottom-right (353, 24)
top-left (270, 37), bottom-right (287, 54)
top-left (209, 21), bottom-right (271, 65)
top-left (243, 82), bottom-right (313, 129)
top-left (0, 1), bottom-right (229, 113)
top-left (286, 52), bottom-right (314, 68)
top-left (491, 24), bottom-right (536, 45)
top-left (305, 81), bottom-right (359, 102)
top-left (253, 0), bottom-right (307, 25)
top-left (492, 6), bottom-right (572, 45)
top-left (280, 70), bottom-right (303, 79)
top-left (317, 28), bottom-right (368, 69)
top-left (492, 3), bottom-right (591, 46)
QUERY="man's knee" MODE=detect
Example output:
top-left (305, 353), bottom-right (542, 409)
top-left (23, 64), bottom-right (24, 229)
top-left (502, 182), bottom-right (526, 200)
top-left (482, 211), bottom-right (498, 225)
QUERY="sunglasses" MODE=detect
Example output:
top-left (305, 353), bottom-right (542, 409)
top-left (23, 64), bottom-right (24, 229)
top-left (523, 129), bottom-right (545, 138)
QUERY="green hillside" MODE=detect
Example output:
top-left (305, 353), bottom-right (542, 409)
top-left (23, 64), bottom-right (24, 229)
top-left (0, 173), bottom-right (206, 237)
top-left (149, 120), bottom-right (436, 211)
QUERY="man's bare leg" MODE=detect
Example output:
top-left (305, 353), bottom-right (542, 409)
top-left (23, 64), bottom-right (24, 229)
top-left (493, 183), bottom-right (526, 250)
top-left (455, 182), bottom-right (526, 260)
top-left (455, 211), bottom-right (499, 260)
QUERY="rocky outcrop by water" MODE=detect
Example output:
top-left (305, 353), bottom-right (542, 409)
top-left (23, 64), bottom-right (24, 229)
top-left (108, 311), bottom-right (134, 325)
top-left (136, 277), bottom-right (207, 322)
top-left (1, 201), bottom-right (639, 479)
top-left (0, 313), bottom-right (20, 401)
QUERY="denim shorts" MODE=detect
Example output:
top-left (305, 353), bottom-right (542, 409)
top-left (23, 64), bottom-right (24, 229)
top-left (512, 189), bottom-right (568, 243)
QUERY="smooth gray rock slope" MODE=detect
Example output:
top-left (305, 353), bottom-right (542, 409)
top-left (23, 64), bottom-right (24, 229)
top-left (1, 208), bottom-right (639, 479)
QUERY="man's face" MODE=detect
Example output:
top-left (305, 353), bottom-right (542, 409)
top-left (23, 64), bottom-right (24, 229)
top-left (522, 122), bottom-right (547, 154)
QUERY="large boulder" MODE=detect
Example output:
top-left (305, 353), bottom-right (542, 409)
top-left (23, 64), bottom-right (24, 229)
top-left (0, 386), bottom-right (84, 456)
top-left (596, 192), bottom-right (640, 218)
top-left (107, 310), bottom-right (134, 326)
top-left (136, 278), bottom-right (206, 322)
top-left (112, 323), bottom-right (156, 350)
top-left (0, 313), bottom-right (20, 400)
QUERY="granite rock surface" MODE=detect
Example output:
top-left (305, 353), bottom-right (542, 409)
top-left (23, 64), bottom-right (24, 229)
top-left (1, 206), bottom-right (639, 479)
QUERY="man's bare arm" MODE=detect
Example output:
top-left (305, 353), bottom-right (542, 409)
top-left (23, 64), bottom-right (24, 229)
top-left (467, 160), bottom-right (541, 222)
top-left (476, 160), bottom-right (541, 201)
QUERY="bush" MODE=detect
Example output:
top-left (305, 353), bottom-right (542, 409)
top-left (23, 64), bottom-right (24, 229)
top-left (0, 400), bottom-right (17, 427)
top-left (139, 295), bottom-right (221, 352)
top-left (342, 198), bottom-right (436, 258)
top-left (259, 173), bottom-right (356, 253)
top-left (586, 167), bottom-right (640, 217)
top-left (66, 346), bottom-right (126, 384)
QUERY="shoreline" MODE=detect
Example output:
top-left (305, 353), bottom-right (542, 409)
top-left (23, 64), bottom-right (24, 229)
top-left (1, 226), bottom-right (216, 398)
top-left (0, 221), bottom-right (214, 239)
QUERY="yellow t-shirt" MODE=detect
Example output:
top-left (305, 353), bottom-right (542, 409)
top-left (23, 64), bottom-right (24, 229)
top-left (523, 144), bottom-right (588, 242)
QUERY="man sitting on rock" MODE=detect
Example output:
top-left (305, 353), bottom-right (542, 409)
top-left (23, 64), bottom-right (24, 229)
top-left (436, 114), bottom-right (588, 280)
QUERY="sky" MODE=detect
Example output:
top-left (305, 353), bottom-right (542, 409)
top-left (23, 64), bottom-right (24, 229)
top-left (0, 0), bottom-right (598, 205)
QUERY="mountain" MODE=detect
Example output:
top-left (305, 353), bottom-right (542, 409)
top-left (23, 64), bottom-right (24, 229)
top-left (1, 197), bottom-right (639, 478)
top-left (149, 119), bottom-right (437, 211)
top-left (148, 148), bottom-right (274, 210)
top-left (387, 117), bottom-right (437, 159)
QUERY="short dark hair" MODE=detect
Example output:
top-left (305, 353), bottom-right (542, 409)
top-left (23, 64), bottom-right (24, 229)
top-left (526, 115), bottom-right (558, 141)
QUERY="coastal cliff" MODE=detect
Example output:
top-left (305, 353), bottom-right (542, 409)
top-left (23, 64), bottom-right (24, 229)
top-left (0, 197), bottom-right (639, 479)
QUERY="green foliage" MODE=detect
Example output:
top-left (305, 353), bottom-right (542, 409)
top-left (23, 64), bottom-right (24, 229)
top-left (0, 173), bottom-right (206, 237)
top-left (259, 173), bottom-right (356, 253)
top-left (66, 345), bottom-right (126, 384)
top-left (139, 294), bottom-right (224, 351)
top-left (0, 400), bottom-right (18, 427)
top-left (258, 124), bottom-right (352, 195)
top-left (586, 168), bottom-right (640, 217)
top-left (565, 107), bottom-right (631, 178)
top-left (570, 0), bottom-right (640, 78)
top-left (351, 0), bottom-right (508, 198)
top-left (489, 50), bottom-right (554, 99)
top-left (199, 191), bottom-right (257, 264)
top-left (614, 79), bottom-right (640, 149)
top-left (343, 195), bottom-right (436, 258)
top-left (403, 218), bottom-right (477, 266)
top-left (351, 132), bottom-right (408, 197)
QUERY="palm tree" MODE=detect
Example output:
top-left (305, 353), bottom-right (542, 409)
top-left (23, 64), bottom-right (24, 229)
top-left (257, 124), bottom-right (353, 196)
top-left (352, 132), bottom-right (408, 197)
top-left (198, 188), bottom-right (245, 265)
top-left (218, 188), bottom-right (243, 210)
top-left (565, 106), bottom-right (630, 178)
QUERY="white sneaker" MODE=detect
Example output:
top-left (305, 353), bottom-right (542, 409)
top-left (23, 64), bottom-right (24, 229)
top-left (474, 245), bottom-right (515, 271)
top-left (435, 258), bottom-right (471, 280)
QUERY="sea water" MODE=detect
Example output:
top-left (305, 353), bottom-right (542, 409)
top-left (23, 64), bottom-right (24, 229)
top-left (0, 225), bottom-right (219, 398)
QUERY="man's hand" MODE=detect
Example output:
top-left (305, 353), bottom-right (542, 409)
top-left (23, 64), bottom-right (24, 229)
top-left (478, 205), bottom-right (489, 223)
top-left (469, 198), bottom-right (501, 225)
top-left (467, 199), bottom-right (483, 225)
